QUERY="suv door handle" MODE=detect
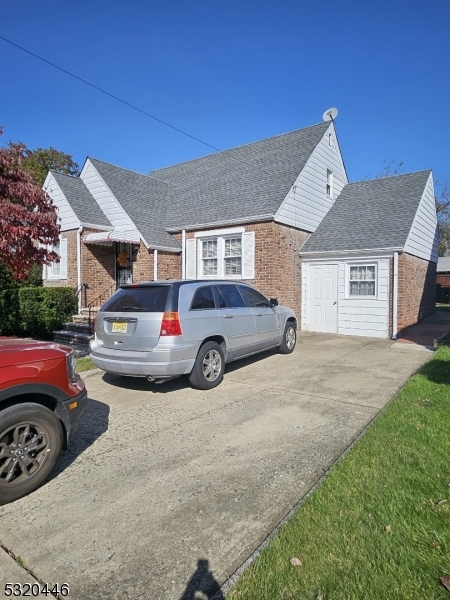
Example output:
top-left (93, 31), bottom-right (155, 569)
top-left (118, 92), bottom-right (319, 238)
top-left (221, 314), bottom-right (233, 319)
top-left (254, 313), bottom-right (263, 317)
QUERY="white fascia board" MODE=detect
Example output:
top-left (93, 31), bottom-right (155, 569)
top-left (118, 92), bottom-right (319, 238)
top-left (329, 122), bottom-right (349, 185)
top-left (166, 214), bottom-right (274, 233)
top-left (300, 248), bottom-right (402, 261)
top-left (79, 222), bottom-right (114, 231)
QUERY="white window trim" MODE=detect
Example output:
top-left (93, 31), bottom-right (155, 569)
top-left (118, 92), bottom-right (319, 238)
top-left (47, 240), bottom-right (61, 280)
top-left (194, 226), bottom-right (245, 238)
top-left (197, 234), bottom-right (243, 279)
top-left (326, 169), bottom-right (333, 198)
top-left (346, 263), bottom-right (378, 299)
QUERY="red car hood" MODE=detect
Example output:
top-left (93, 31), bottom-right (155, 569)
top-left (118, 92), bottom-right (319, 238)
top-left (0, 337), bottom-right (72, 367)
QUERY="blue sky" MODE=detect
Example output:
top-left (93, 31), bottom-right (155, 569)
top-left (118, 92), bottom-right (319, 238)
top-left (1, 0), bottom-right (449, 189)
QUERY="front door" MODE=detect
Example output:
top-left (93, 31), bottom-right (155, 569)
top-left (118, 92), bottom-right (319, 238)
top-left (308, 264), bottom-right (338, 333)
top-left (115, 242), bottom-right (133, 287)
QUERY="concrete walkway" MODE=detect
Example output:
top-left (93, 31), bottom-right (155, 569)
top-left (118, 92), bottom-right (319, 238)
top-left (0, 333), bottom-right (432, 599)
top-left (395, 309), bottom-right (450, 348)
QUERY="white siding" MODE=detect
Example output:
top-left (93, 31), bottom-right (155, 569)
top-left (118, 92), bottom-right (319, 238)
top-left (80, 160), bottom-right (137, 231)
top-left (43, 173), bottom-right (79, 231)
top-left (404, 172), bottom-right (439, 263)
top-left (303, 256), bottom-right (391, 338)
top-left (275, 123), bottom-right (348, 232)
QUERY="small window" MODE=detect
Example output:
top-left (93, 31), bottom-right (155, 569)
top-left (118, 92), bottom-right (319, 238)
top-left (215, 284), bottom-right (245, 308)
top-left (190, 286), bottom-right (216, 310)
top-left (326, 170), bottom-right (333, 197)
top-left (238, 285), bottom-right (269, 308)
top-left (50, 240), bottom-right (61, 277)
top-left (349, 266), bottom-right (376, 296)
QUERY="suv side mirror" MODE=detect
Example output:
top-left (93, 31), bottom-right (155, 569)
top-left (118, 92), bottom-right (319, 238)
top-left (269, 298), bottom-right (278, 307)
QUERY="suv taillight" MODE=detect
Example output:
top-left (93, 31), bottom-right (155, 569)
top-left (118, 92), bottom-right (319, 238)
top-left (160, 312), bottom-right (182, 336)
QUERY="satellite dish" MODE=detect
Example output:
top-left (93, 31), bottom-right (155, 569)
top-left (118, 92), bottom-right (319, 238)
top-left (322, 107), bottom-right (338, 122)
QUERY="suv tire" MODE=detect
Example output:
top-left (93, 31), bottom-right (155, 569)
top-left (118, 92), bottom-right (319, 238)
top-left (279, 322), bottom-right (296, 354)
top-left (0, 403), bottom-right (64, 505)
top-left (189, 341), bottom-right (225, 390)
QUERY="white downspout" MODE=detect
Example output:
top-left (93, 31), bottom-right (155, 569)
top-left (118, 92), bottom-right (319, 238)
top-left (181, 229), bottom-right (186, 279)
top-left (154, 249), bottom-right (158, 281)
top-left (77, 226), bottom-right (83, 314)
top-left (392, 252), bottom-right (398, 339)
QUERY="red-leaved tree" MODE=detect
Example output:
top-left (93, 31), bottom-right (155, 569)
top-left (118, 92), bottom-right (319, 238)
top-left (0, 128), bottom-right (59, 279)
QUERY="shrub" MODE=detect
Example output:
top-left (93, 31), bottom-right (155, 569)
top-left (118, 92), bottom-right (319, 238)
top-left (19, 287), bottom-right (77, 339)
top-left (0, 289), bottom-right (22, 335)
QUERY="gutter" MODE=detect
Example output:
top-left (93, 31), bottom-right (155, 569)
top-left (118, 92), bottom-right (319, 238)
top-left (77, 225), bottom-right (83, 313)
top-left (154, 249), bottom-right (158, 281)
top-left (181, 230), bottom-right (186, 279)
top-left (166, 214), bottom-right (274, 233)
top-left (392, 251), bottom-right (399, 339)
top-left (300, 247), bottom-right (403, 258)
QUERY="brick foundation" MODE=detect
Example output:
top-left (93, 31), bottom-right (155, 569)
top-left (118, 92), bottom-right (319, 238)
top-left (397, 252), bottom-right (436, 332)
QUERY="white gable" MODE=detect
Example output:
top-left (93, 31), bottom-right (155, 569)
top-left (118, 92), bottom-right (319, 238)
top-left (80, 159), bottom-right (138, 232)
top-left (43, 172), bottom-right (80, 231)
top-left (274, 122), bottom-right (348, 232)
top-left (404, 172), bottom-right (439, 263)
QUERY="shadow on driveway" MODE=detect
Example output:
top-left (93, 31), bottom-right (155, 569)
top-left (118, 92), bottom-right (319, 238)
top-left (48, 398), bottom-right (110, 481)
top-left (179, 559), bottom-right (223, 600)
top-left (101, 349), bottom-right (279, 393)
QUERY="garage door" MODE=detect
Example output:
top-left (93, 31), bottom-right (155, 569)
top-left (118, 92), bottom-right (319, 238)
top-left (308, 264), bottom-right (338, 333)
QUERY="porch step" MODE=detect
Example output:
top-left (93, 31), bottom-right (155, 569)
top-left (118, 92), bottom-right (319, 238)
top-left (53, 323), bottom-right (94, 348)
top-left (63, 321), bottom-right (91, 334)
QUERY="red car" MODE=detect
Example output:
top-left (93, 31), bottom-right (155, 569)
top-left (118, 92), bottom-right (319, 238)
top-left (0, 338), bottom-right (87, 505)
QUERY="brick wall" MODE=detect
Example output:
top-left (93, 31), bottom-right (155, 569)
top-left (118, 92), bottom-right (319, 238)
top-left (134, 244), bottom-right (154, 281)
top-left (44, 229), bottom-right (78, 288)
top-left (397, 252), bottom-right (436, 332)
top-left (437, 273), bottom-right (450, 286)
top-left (158, 250), bottom-right (182, 280)
top-left (81, 229), bottom-right (116, 305)
top-left (173, 221), bottom-right (308, 316)
top-left (77, 221), bottom-right (308, 317)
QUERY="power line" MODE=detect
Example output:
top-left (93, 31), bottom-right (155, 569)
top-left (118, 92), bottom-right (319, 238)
top-left (0, 35), bottom-right (222, 153)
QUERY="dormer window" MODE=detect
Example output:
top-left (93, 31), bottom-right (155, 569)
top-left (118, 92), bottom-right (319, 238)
top-left (326, 170), bottom-right (333, 197)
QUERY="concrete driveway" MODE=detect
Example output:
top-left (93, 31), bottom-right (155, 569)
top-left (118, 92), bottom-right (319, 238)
top-left (0, 333), bottom-right (431, 599)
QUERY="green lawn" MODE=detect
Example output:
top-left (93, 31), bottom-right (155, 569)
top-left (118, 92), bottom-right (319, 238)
top-left (227, 347), bottom-right (450, 600)
top-left (76, 356), bottom-right (96, 373)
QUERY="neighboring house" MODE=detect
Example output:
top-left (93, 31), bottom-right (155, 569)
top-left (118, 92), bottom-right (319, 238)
top-left (436, 256), bottom-right (450, 303)
top-left (42, 119), bottom-right (438, 339)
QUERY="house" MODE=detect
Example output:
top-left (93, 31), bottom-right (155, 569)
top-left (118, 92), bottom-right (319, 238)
top-left (42, 119), bottom-right (438, 339)
top-left (436, 255), bottom-right (450, 303)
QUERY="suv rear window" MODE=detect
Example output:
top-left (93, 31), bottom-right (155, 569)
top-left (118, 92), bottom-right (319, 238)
top-left (101, 286), bottom-right (169, 313)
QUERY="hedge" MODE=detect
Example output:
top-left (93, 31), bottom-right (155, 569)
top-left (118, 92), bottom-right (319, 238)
top-left (0, 287), bottom-right (77, 339)
top-left (0, 289), bottom-right (22, 336)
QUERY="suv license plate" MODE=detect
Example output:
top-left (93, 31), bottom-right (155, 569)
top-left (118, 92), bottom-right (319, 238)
top-left (112, 322), bottom-right (127, 333)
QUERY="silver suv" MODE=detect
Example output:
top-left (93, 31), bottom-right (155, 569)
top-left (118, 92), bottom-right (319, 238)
top-left (90, 280), bottom-right (297, 389)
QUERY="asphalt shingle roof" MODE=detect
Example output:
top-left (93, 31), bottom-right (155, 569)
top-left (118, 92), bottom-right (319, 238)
top-left (88, 159), bottom-right (180, 250)
top-left (149, 121), bottom-right (331, 229)
top-left (50, 171), bottom-right (111, 228)
top-left (437, 257), bottom-right (450, 272)
top-left (301, 171), bottom-right (431, 253)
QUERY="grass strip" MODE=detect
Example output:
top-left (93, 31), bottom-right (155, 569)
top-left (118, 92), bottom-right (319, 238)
top-left (76, 356), bottom-right (96, 373)
top-left (227, 346), bottom-right (450, 600)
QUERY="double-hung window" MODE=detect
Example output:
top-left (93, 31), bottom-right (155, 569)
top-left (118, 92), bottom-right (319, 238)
top-left (326, 169), bottom-right (333, 197)
top-left (187, 228), bottom-right (254, 280)
top-left (349, 265), bottom-right (376, 296)
top-left (50, 240), bottom-right (61, 278)
top-left (200, 236), bottom-right (242, 278)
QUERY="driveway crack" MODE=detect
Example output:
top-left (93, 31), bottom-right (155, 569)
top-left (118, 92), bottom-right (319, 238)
top-left (0, 539), bottom-right (62, 599)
